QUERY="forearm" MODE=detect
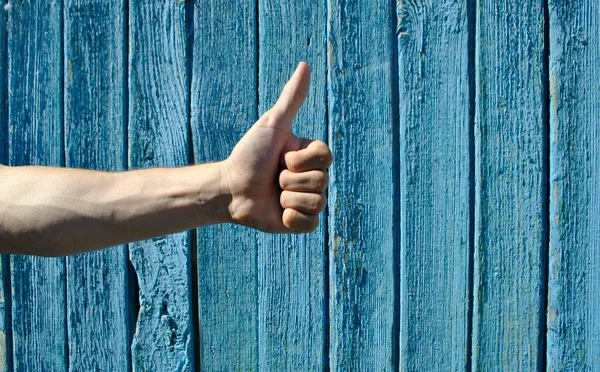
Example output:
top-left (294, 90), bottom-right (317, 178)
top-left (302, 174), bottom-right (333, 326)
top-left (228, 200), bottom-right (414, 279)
top-left (0, 163), bottom-right (232, 256)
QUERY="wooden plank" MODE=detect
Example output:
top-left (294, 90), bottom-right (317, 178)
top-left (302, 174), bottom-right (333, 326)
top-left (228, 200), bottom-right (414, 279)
top-left (257, 1), bottom-right (327, 370)
top-left (327, 0), bottom-right (396, 369)
top-left (547, 0), bottom-right (600, 369)
top-left (6, 1), bottom-right (67, 370)
top-left (0, 0), bottom-right (6, 163)
top-left (128, 0), bottom-right (195, 370)
top-left (397, 1), bottom-right (471, 370)
top-left (0, 7), bottom-right (10, 371)
top-left (472, 1), bottom-right (546, 370)
top-left (63, 0), bottom-right (130, 370)
top-left (191, 0), bottom-right (259, 369)
top-left (0, 260), bottom-right (8, 372)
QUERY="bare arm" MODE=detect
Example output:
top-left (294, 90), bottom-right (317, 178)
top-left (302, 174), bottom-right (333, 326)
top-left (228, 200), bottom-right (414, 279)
top-left (0, 62), bottom-right (332, 257)
top-left (0, 163), bottom-right (231, 256)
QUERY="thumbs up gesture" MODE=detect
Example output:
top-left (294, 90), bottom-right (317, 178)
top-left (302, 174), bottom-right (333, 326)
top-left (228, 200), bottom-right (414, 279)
top-left (223, 62), bottom-right (332, 233)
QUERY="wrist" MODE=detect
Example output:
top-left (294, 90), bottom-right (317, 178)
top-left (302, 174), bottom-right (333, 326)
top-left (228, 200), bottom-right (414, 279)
top-left (220, 158), bottom-right (258, 227)
top-left (186, 162), bottom-right (234, 225)
top-left (219, 159), bottom-right (241, 225)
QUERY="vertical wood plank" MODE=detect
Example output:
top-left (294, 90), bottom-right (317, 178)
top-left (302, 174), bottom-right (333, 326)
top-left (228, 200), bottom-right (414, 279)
top-left (547, 0), bottom-right (600, 369)
top-left (0, 2), bottom-right (12, 372)
top-left (257, 1), bottom-right (327, 370)
top-left (473, 1), bottom-right (546, 370)
top-left (397, 1), bottom-right (472, 370)
top-left (128, 0), bottom-right (195, 370)
top-left (327, 0), bottom-right (396, 369)
top-left (63, 0), bottom-right (130, 370)
top-left (191, 0), bottom-right (259, 369)
top-left (0, 259), bottom-right (8, 372)
top-left (0, 6), bottom-right (9, 370)
top-left (7, 1), bottom-right (67, 370)
top-left (0, 0), bottom-right (6, 164)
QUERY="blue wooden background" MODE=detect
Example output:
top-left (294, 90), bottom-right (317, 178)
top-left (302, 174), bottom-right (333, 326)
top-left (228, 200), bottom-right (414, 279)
top-left (0, 0), bottom-right (598, 370)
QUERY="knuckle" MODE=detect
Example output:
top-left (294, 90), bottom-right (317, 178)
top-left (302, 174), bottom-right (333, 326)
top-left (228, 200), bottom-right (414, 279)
top-left (263, 109), bottom-right (284, 126)
top-left (313, 171), bottom-right (329, 191)
top-left (322, 149), bottom-right (333, 166)
top-left (315, 140), bottom-right (329, 154)
top-left (326, 150), bottom-right (333, 165)
top-left (309, 198), bottom-right (320, 213)
top-left (312, 140), bottom-right (332, 166)
top-left (312, 139), bottom-right (326, 148)
top-left (286, 155), bottom-right (299, 172)
top-left (312, 194), bottom-right (326, 213)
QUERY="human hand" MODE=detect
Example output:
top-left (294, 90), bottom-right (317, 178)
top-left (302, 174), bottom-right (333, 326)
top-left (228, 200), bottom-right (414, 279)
top-left (222, 62), bottom-right (332, 233)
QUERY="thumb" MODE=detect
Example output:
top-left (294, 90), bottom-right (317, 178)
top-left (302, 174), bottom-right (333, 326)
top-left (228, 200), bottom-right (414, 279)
top-left (270, 62), bottom-right (310, 127)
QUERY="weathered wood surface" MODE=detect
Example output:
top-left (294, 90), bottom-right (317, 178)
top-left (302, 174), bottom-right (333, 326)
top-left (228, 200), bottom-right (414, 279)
top-left (63, 0), bottom-right (131, 370)
top-left (6, 1), bottom-right (67, 370)
top-left (0, 259), bottom-right (8, 372)
top-left (0, 7), bottom-right (9, 371)
top-left (258, 1), bottom-right (327, 370)
top-left (128, 1), bottom-right (195, 370)
top-left (0, 0), bottom-right (6, 164)
top-left (327, 0), bottom-right (396, 369)
top-left (191, 0), bottom-right (259, 369)
top-left (4, 1), bottom-right (600, 369)
top-left (473, 1), bottom-right (546, 370)
top-left (548, 0), bottom-right (600, 369)
top-left (397, 1), bottom-right (472, 370)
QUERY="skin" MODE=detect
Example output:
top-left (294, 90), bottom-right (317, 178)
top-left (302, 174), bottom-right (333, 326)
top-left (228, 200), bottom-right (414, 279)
top-left (0, 62), bottom-right (332, 257)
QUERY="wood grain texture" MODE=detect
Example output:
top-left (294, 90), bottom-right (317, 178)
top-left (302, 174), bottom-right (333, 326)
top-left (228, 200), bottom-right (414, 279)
top-left (191, 0), bottom-right (259, 369)
top-left (473, 1), bottom-right (546, 370)
top-left (128, 1), bottom-right (195, 370)
top-left (327, 0), bottom-right (396, 369)
top-left (0, 0), bottom-right (6, 164)
top-left (7, 1), bottom-right (67, 370)
top-left (547, 0), bottom-right (600, 369)
top-left (63, 0), bottom-right (130, 370)
top-left (0, 7), bottom-right (9, 371)
top-left (397, 1), bottom-right (471, 370)
top-left (258, 1), bottom-right (327, 370)
top-left (0, 259), bottom-right (8, 372)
